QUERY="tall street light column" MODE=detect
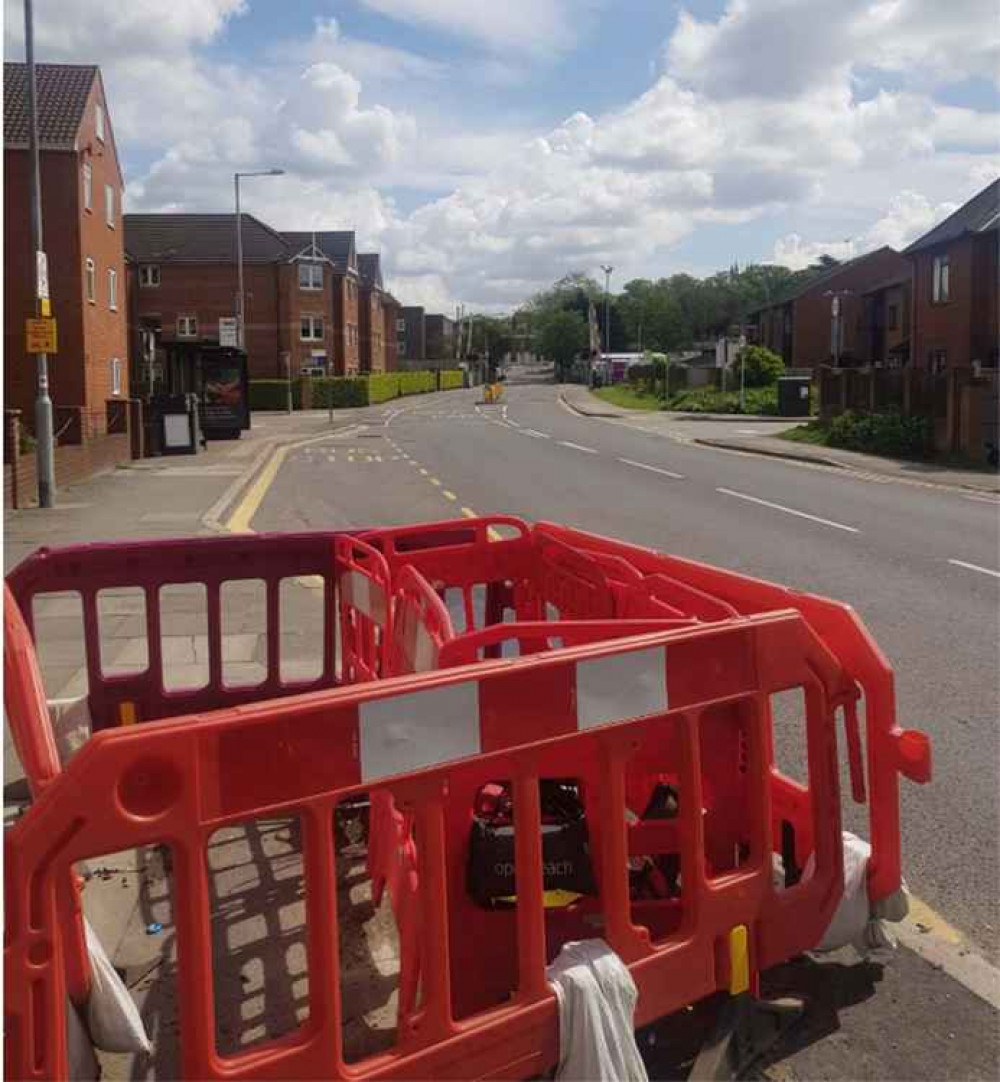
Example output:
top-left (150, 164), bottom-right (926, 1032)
top-left (600, 264), bottom-right (613, 357)
top-left (234, 169), bottom-right (285, 352)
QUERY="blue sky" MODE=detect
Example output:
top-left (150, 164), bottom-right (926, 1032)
top-left (7, 0), bottom-right (999, 309)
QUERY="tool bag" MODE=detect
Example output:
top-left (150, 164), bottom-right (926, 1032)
top-left (467, 781), bottom-right (597, 906)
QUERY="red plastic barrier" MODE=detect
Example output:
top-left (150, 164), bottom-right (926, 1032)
top-left (5, 532), bottom-right (344, 732)
top-left (534, 522), bottom-right (932, 901)
top-left (6, 612), bottom-right (853, 1081)
top-left (336, 535), bottom-right (392, 683)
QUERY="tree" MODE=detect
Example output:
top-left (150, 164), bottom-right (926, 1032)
top-left (536, 309), bottom-right (587, 378)
top-left (738, 345), bottom-right (785, 387)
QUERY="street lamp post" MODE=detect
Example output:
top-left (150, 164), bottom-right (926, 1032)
top-left (234, 169), bottom-right (284, 352)
top-left (600, 264), bottom-right (613, 358)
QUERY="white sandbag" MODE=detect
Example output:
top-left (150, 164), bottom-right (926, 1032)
top-left (48, 696), bottom-right (92, 769)
top-left (547, 938), bottom-right (649, 1082)
top-left (812, 831), bottom-right (906, 957)
top-left (83, 918), bottom-right (151, 1055)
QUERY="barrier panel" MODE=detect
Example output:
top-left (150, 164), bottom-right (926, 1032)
top-left (335, 535), bottom-right (392, 683)
top-left (7, 611), bottom-right (864, 1081)
top-left (6, 532), bottom-right (343, 733)
top-left (533, 522), bottom-right (932, 901)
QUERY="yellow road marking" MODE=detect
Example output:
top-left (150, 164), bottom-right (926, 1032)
top-left (906, 894), bottom-right (965, 946)
top-left (227, 445), bottom-right (288, 532)
top-left (442, 490), bottom-right (457, 501)
top-left (429, 477), bottom-right (442, 486)
top-left (461, 506), bottom-right (477, 518)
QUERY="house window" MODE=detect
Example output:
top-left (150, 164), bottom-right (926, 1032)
top-left (85, 258), bottom-right (95, 303)
top-left (396, 318), bottom-right (406, 331)
top-left (108, 268), bottom-right (118, 310)
top-left (298, 262), bottom-right (323, 290)
top-left (82, 162), bottom-right (93, 211)
top-left (139, 264), bottom-right (160, 288)
top-left (887, 304), bottom-right (898, 331)
top-left (300, 315), bottom-right (324, 341)
top-left (930, 349), bottom-right (947, 373)
top-left (105, 184), bottom-right (115, 228)
top-left (932, 255), bottom-right (950, 303)
top-left (95, 103), bottom-right (105, 142)
top-left (110, 358), bottom-right (121, 396)
top-left (398, 341), bottom-right (405, 355)
top-left (177, 315), bottom-right (198, 338)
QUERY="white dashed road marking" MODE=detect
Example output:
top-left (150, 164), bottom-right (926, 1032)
top-left (947, 558), bottom-right (1000, 579)
top-left (716, 487), bottom-right (860, 534)
top-left (618, 458), bottom-right (685, 480)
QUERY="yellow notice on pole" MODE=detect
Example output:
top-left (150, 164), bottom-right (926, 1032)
top-left (26, 317), bottom-right (57, 354)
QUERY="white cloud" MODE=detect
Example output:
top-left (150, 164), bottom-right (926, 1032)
top-left (357, 0), bottom-right (602, 55)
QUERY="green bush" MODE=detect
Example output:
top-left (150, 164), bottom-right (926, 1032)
top-left (311, 377), bottom-right (370, 409)
top-left (250, 379), bottom-right (301, 410)
top-left (398, 370), bottom-right (435, 396)
top-left (439, 369), bottom-right (464, 391)
top-left (368, 373), bottom-right (400, 404)
top-left (827, 410), bottom-right (932, 458)
top-left (666, 385), bottom-right (778, 415)
top-left (738, 346), bottom-right (785, 387)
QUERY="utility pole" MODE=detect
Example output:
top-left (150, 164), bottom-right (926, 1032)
top-left (25, 0), bottom-right (55, 507)
top-left (600, 264), bottom-right (613, 357)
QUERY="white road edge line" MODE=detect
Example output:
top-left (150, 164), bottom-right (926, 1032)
top-left (716, 487), bottom-right (860, 534)
top-left (962, 493), bottom-right (1000, 505)
top-left (618, 457), bottom-right (685, 480)
top-left (947, 558), bottom-right (1000, 579)
top-left (523, 428), bottom-right (551, 439)
top-left (559, 440), bottom-right (599, 454)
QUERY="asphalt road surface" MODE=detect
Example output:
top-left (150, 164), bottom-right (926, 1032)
top-left (251, 379), bottom-right (1000, 966)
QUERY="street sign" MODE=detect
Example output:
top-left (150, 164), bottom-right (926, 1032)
top-left (26, 318), bottom-right (57, 354)
top-left (219, 317), bottom-right (238, 348)
top-left (36, 250), bottom-right (49, 300)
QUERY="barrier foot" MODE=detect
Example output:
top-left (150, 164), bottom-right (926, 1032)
top-left (688, 993), bottom-right (805, 1081)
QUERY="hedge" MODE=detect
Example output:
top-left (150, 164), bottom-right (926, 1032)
top-left (438, 369), bottom-right (464, 391)
top-left (310, 377), bottom-right (369, 409)
top-left (827, 410), bottom-right (932, 458)
top-left (368, 373), bottom-right (401, 404)
top-left (249, 379), bottom-right (301, 410)
top-left (398, 370), bottom-right (436, 396)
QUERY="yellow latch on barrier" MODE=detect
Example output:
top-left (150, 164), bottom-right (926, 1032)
top-left (728, 924), bottom-right (750, 995)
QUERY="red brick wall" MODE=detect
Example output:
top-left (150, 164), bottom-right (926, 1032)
top-left (4, 150), bottom-right (86, 419)
top-left (970, 233), bottom-right (998, 366)
top-left (359, 286), bottom-right (385, 373)
top-left (911, 237), bottom-right (975, 370)
top-left (331, 273), bottom-right (360, 375)
top-left (382, 297), bottom-right (400, 372)
top-left (277, 262), bottom-right (335, 375)
top-left (132, 262), bottom-right (282, 379)
top-left (5, 428), bottom-right (131, 509)
top-left (78, 77), bottom-right (129, 417)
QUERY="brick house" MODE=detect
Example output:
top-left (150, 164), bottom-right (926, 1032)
top-left (357, 252), bottom-right (386, 374)
top-left (281, 231), bottom-right (360, 375)
top-left (751, 247), bottom-right (911, 369)
top-left (904, 178), bottom-right (999, 372)
top-left (861, 274), bottom-right (911, 367)
top-left (399, 305), bottom-right (426, 362)
top-left (4, 62), bottom-right (128, 433)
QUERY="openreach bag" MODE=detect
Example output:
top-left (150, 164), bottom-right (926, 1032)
top-left (83, 919), bottom-right (151, 1055)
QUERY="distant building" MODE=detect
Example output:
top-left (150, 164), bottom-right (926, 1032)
top-left (399, 305), bottom-right (426, 362)
top-left (749, 247), bottom-right (911, 369)
top-left (381, 293), bottom-right (401, 372)
top-left (904, 178), bottom-right (999, 372)
top-left (357, 252), bottom-right (386, 374)
top-left (861, 275), bottom-right (911, 367)
top-left (425, 313), bottom-right (457, 361)
top-left (4, 62), bottom-right (128, 427)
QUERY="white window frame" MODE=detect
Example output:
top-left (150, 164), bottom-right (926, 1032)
top-left (105, 184), bottom-right (115, 228)
top-left (300, 315), bottom-right (324, 341)
top-left (108, 268), bottom-right (118, 311)
top-left (396, 318), bottom-right (406, 331)
top-left (298, 262), bottom-right (323, 291)
top-left (95, 103), bottom-right (106, 143)
top-left (85, 257), bottom-right (96, 303)
top-left (177, 315), bottom-right (198, 338)
top-left (139, 264), bottom-right (160, 288)
top-left (932, 255), bottom-right (950, 303)
top-left (110, 357), bottom-right (122, 396)
top-left (82, 162), bottom-right (93, 211)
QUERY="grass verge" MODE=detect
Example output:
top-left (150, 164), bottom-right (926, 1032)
top-left (591, 386), bottom-right (663, 411)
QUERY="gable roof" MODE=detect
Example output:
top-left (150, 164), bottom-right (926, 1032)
top-left (358, 253), bottom-right (383, 290)
top-left (750, 247), bottom-right (906, 313)
top-left (904, 179), bottom-right (1000, 255)
top-left (280, 231), bottom-right (356, 274)
top-left (4, 61), bottom-right (97, 149)
top-left (124, 213), bottom-right (290, 263)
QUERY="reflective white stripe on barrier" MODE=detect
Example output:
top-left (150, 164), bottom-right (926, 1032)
top-left (575, 646), bottom-right (668, 730)
top-left (342, 570), bottom-right (387, 623)
top-left (413, 623), bottom-right (439, 673)
top-left (359, 681), bottom-right (481, 782)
